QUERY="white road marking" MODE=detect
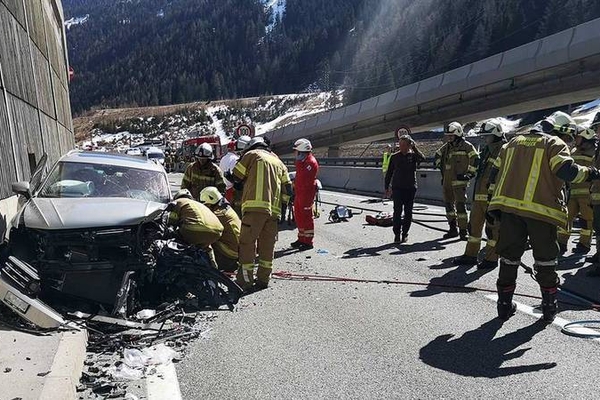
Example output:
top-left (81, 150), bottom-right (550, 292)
top-left (147, 363), bottom-right (183, 400)
top-left (485, 294), bottom-right (600, 340)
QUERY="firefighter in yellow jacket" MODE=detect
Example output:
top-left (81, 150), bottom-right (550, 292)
top-left (488, 111), bottom-right (600, 322)
top-left (453, 119), bottom-right (506, 269)
top-left (231, 137), bottom-right (293, 291)
top-left (168, 189), bottom-right (224, 268)
top-left (181, 143), bottom-right (226, 200)
top-left (434, 122), bottom-right (480, 240)
top-left (199, 186), bottom-right (241, 273)
top-left (557, 126), bottom-right (597, 254)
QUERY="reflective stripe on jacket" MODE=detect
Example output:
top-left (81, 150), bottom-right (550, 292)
top-left (233, 149), bottom-right (291, 217)
top-left (181, 161), bottom-right (226, 200)
top-left (569, 143), bottom-right (595, 198)
top-left (473, 140), bottom-right (505, 198)
top-left (213, 205), bottom-right (241, 259)
top-left (168, 198), bottom-right (224, 235)
top-left (434, 139), bottom-right (479, 188)
top-left (489, 134), bottom-right (587, 228)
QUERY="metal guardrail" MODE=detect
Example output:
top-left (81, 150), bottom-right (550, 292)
top-left (281, 157), bottom-right (436, 168)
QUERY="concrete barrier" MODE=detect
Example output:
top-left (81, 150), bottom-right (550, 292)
top-left (318, 166), bottom-right (474, 203)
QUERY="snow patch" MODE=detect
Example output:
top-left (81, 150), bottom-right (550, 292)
top-left (263, 0), bottom-right (286, 33)
top-left (65, 14), bottom-right (89, 30)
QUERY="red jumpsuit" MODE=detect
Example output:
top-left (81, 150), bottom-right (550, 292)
top-left (294, 153), bottom-right (319, 245)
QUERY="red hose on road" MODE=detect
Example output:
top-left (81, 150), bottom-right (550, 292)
top-left (271, 271), bottom-right (600, 311)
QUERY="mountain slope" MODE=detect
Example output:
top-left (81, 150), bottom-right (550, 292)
top-left (64, 0), bottom-right (600, 113)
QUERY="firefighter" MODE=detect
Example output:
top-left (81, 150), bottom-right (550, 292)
top-left (557, 125), bottom-right (597, 254)
top-left (453, 119), bottom-right (507, 269)
top-left (220, 140), bottom-right (240, 203)
top-left (434, 122), bottom-right (480, 240)
top-left (291, 138), bottom-right (319, 251)
top-left (168, 189), bottom-right (224, 268)
top-left (181, 143), bottom-right (226, 200)
top-left (488, 111), bottom-right (600, 322)
top-left (231, 136), bottom-right (292, 291)
top-left (199, 186), bottom-right (241, 273)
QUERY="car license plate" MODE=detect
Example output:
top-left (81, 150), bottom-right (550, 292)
top-left (4, 291), bottom-right (30, 314)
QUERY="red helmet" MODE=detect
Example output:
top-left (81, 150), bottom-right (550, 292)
top-left (227, 141), bottom-right (236, 151)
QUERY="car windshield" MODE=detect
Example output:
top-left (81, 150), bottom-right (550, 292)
top-left (39, 161), bottom-right (170, 203)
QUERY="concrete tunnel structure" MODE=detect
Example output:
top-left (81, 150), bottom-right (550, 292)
top-left (265, 17), bottom-right (600, 156)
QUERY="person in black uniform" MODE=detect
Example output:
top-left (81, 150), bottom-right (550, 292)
top-left (384, 135), bottom-right (426, 243)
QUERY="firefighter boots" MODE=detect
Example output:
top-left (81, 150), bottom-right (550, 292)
top-left (452, 255), bottom-right (478, 266)
top-left (497, 285), bottom-right (516, 321)
top-left (459, 229), bottom-right (468, 241)
top-left (443, 221), bottom-right (459, 239)
top-left (540, 286), bottom-right (558, 322)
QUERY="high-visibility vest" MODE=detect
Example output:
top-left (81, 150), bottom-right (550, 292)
top-left (382, 152), bottom-right (391, 175)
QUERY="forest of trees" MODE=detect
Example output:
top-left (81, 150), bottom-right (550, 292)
top-left (64, 0), bottom-right (600, 114)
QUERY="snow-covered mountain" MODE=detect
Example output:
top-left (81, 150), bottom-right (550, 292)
top-left (76, 92), bottom-right (342, 150)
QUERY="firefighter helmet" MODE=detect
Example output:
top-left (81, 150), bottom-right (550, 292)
top-left (174, 189), bottom-right (193, 200)
top-left (577, 125), bottom-right (597, 140)
top-left (199, 186), bottom-right (223, 205)
top-left (244, 136), bottom-right (268, 153)
top-left (195, 143), bottom-right (213, 158)
top-left (478, 119), bottom-right (504, 137)
top-left (540, 111), bottom-right (576, 139)
top-left (444, 122), bottom-right (464, 137)
top-left (236, 135), bottom-right (252, 151)
top-left (293, 138), bottom-right (313, 152)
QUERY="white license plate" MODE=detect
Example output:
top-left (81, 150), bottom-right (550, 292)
top-left (4, 291), bottom-right (30, 314)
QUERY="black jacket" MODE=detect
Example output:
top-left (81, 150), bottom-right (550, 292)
top-left (384, 150), bottom-right (425, 190)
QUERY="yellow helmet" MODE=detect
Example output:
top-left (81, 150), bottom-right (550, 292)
top-left (174, 189), bottom-right (193, 200)
top-left (199, 186), bottom-right (223, 205)
top-left (540, 111), bottom-right (576, 140)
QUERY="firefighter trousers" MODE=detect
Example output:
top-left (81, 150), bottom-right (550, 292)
top-left (179, 226), bottom-right (221, 268)
top-left (557, 196), bottom-right (593, 248)
top-left (442, 184), bottom-right (468, 230)
top-left (464, 200), bottom-right (498, 261)
top-left (496, 213), bottom-right (560, 288)
top-left (237, 212), bottom-right (278, 288)
top-left (294, 193), bottom-right (315, 245)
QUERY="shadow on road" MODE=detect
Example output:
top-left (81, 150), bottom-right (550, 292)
top-left (410, 264), bottom-right (494, 297)
top-left (419, 319), bottom-right (555, 378)
top-left (343, 238), bottom-right (447, 259)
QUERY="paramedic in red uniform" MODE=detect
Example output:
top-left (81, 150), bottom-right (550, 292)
top-left (291, 138), bottom-right (319, 251)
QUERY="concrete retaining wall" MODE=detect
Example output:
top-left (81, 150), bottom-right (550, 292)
top-left (317, 166), bottom-right (474, 203)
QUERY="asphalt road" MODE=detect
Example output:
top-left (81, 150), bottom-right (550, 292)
top-left (170, 187), bottom-right (600, 399)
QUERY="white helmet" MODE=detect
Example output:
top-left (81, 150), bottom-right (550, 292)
top-left (444, 122), bottom-right (464, 137)
top-left (174, 189), bottom-right (193, 200)
top-left (244, 136), bottom-right (268, 153)
top-left (576, 125), bottom-right (597, 140)
top-left (199, 186), bottom-right (223, 205)
top-left (293, 138), bottom-right (313, 152)
top-left (236, 135), bottom-right (252, 151)
top-left (541, 111), bottom-right (576, 139)
top-left (195, 143), bottom-right (213, 158)
top-left (478, 119), bottom-right (504, 137)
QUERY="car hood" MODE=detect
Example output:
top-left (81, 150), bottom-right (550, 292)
top-left (23, 197), bottom-right (166, 230)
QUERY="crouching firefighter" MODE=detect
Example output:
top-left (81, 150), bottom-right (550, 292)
top-left (230, 137), bottom-right (293, 291)
top-left (557, 126), bottom-right (597, 254)
top-left (199, 186), bottom-right (241, 273)
top-left (488, 111), bottom-right (600, 322)
top-left (169, 189), bottom-right (225, 268)
top-left (435, 122), bottom-right (479, 240)
top-left (453, 119), bottom-right (506, 269)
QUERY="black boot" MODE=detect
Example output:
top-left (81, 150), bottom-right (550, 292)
top-left (443, 221), bottom-right (459, 239)
top-left (452, 255), bottom-right (478, 266)
top-left (477, 259), bottom-right (498, 270)
top-left (459, 229), bottom-right (468, 241)
top-left (540, 286), bottom-right (558, 322)
top-left (497, 285), bottom-right (516, 321)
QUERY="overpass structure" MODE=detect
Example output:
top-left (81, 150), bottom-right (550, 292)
top-left (266, 18), bottom-right (600, 155)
